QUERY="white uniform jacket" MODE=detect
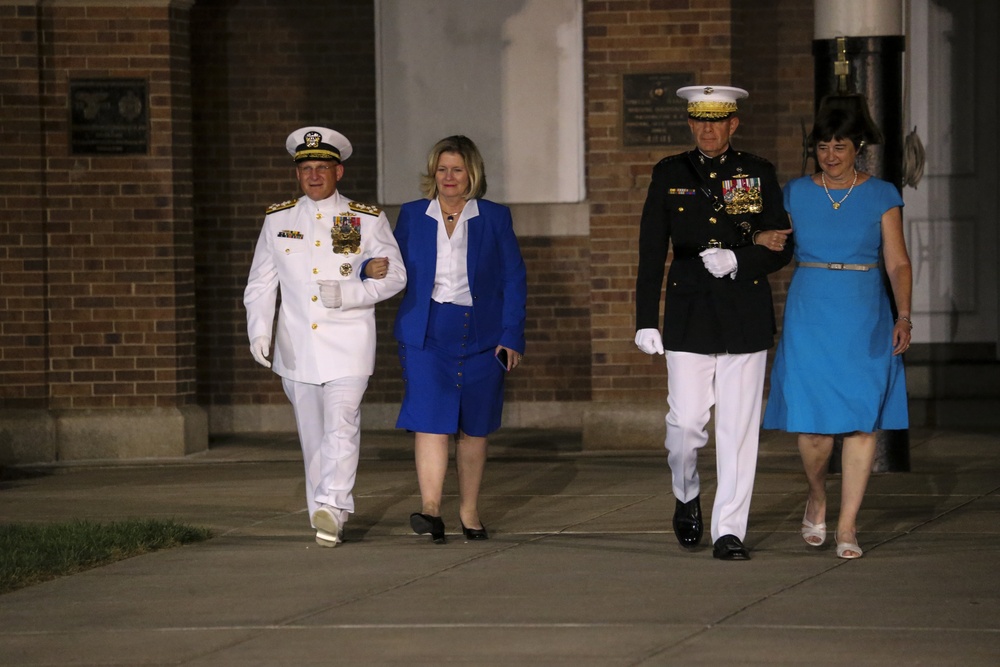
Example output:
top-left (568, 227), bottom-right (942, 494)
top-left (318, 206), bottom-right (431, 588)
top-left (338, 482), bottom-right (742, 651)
top-left (244, 191), bottom-right (406, 384)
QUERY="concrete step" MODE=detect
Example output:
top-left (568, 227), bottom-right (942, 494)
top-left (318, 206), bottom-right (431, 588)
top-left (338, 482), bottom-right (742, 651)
top-left (906, 362), bottom-right (1000, 399)
top-left (909, 397), bottom-right (1000, 429)
top-left (906, 356), bottom-right (1000, 427)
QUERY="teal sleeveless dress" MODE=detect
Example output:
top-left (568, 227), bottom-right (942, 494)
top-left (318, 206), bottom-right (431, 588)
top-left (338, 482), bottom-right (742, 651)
top-left (763, 176), bottom-right (908, 434)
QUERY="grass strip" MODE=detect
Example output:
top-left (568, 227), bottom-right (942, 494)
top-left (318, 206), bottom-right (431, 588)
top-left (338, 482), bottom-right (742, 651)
top-left (0, 519), bottom-right (212, 595)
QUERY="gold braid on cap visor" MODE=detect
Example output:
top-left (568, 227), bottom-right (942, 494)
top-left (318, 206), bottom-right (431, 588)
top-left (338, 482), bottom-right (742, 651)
top-left (687, 101), bottom-right (738, 119)
top-left (295, 147), bottom-right (340, 161)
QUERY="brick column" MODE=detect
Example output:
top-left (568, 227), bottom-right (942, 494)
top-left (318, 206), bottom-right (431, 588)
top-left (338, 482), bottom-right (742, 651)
top-left (0, 0), bottom-right (205, 463)
top-left (0, 2), bottom-right (52, 460)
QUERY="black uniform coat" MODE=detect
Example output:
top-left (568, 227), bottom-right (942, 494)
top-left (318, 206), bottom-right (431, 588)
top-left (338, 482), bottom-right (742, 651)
top-left (635, 147), bottom-right (793, 354)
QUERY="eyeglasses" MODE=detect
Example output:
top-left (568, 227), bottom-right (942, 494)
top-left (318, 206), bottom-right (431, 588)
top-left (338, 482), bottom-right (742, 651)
top-left (297, 164), bottom-right (334, 175)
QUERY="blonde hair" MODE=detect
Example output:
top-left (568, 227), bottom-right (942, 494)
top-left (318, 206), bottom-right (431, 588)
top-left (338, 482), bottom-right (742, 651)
top-left (419, 135), bottom-right (488, 200)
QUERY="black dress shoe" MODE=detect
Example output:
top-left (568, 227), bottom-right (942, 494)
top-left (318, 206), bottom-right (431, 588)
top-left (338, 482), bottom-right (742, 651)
top-left (672, 497), bottom-right (703, 548)
top-left (713, 534), bottom-right (750, 560)
top-left (461, 522), bottom-right (489, 540)
top-left (410, 512), bottom-right (447, 544)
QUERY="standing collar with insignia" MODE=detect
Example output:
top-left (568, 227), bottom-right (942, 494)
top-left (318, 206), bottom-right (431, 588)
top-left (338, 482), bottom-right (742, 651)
top-left (693, 146), bottom-right (737, 166)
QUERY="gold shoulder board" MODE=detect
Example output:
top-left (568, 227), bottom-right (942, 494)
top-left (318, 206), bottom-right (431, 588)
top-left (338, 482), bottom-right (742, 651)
top-left (266, 198), bottom-right (298, 215)
top-left (348, 201), bottom-right (382, 216)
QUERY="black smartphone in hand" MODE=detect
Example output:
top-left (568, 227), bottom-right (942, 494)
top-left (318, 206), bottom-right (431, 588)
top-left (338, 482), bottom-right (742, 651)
top-left (495, 348), bottom-right (509, 372)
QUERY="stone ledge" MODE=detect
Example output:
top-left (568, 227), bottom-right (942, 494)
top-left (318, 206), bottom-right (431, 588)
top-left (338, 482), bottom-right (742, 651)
top-left (0, 410), bottom-right (57, 465)
top-left (0, 406), bottom-right (208, 465)
top-left (211, 401), bottom-right (662, 450)
top-left (581, 402), bottom-right (664, 451)
top-left (208, 401), bottom-right (591, 435)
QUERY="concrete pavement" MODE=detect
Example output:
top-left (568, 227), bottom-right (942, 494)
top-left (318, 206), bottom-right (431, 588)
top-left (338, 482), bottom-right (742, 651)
top-left (1, 427), bottom-right (998, 666)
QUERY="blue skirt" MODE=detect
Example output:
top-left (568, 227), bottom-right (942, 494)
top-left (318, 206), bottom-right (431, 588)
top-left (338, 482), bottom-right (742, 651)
top-left (396, 301), bottom-right (505, 437)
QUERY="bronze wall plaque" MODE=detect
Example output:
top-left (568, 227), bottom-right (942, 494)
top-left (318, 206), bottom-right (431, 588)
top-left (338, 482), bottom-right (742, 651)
top-left (70, 78), bottom-right (149, 155)
top-left (622, 73), bottom-right (693, 147)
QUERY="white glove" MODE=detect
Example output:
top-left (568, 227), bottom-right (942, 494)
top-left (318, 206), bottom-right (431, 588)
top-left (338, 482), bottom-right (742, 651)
top-left (317, 280), bottom-right (342, 308)
top-left (699, 248), bottom-right (738, 278)
top-left (250, 336), bottom-right (271, 368)
top-left (635, 328), bottom-right (664, 355)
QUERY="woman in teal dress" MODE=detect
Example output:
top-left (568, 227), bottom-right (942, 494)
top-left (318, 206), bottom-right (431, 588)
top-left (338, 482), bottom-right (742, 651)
top-left (761, 106), bottom-right (913, 559)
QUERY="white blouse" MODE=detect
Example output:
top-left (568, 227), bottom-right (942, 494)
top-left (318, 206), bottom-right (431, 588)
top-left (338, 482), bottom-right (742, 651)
top-left (426, 198), bottom-right (479, 307)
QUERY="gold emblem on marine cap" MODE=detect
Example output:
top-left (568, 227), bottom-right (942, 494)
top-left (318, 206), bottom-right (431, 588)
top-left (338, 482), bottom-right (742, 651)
top-left (305, 131), bottom-right (322, 148)
top-left (678, 85), bottom-right (748, 120)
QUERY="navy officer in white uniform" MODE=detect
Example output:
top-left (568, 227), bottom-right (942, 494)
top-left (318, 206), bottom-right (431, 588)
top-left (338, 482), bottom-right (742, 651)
top-left (634, 87), bottom-right (793, 560)
top-left (244, 126), bottom-right (406, 547)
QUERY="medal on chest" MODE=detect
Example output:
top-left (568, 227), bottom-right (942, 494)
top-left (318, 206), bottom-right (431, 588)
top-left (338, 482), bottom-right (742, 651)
top-left (722, 175), bottom-right (763, 214)
top-left (331, 214), bottom-right (361, 256)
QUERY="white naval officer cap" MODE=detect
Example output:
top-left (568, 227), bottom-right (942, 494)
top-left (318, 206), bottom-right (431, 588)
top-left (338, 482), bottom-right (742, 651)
top-left (676, 85), bottom-right (749, 120)
top-left (285, 126), bottom-right (353, 163)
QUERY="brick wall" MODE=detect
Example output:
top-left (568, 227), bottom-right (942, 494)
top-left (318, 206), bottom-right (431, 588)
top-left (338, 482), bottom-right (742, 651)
top-left (732, 0), bottom-right (815, 181)
top-left (585, 0), bottom-right (815, 401)
top-left (1, 2), bottom-right (196, 411)
top-left (512, 236), bottom-right (593, 402)
top-left (585, 0), bottom-right (737, 402)
top-left (0, 4), bottom-right (47, 409)
top-left (190, 1), bottom-right (384, 412)
top-left (733, 0), bottom-right (815, 342)
top-left (190, 1), bottom-right (593, 413)
top-left (3, 0), bottom-right (818, 448)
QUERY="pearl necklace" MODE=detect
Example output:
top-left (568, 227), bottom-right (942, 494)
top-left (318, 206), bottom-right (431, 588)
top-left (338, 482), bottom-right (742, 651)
top-left (821, 169), bottom-right (858, 210)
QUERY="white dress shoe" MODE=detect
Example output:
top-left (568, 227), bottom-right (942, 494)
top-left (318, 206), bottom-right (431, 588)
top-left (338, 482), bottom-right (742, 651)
top-left (315, 528), bottom-right (342, 547)
top-left (312, 507), bottom-right (342, 547)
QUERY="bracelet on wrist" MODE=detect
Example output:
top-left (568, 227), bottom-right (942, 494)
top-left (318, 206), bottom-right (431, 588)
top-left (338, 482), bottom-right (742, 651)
top-left (897, 316), bottom-right (912, 328)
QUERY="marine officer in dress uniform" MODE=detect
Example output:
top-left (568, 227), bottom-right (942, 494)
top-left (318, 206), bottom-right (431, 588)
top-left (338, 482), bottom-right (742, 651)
top-left (634, 86), bottom-right (794, 560)
top-left (244, 126), bottom-right (406, 547)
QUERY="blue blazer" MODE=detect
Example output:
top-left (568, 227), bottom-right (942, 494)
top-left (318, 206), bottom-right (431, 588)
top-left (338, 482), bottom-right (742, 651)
top-left (393, 198), bottom-right (527, 354)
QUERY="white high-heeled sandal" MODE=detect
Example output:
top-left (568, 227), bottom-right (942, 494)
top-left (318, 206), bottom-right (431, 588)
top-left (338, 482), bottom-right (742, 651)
top-left (836, 539), bottom-right (863, 559)
top-left (801, 501), bottom-right (827, 547)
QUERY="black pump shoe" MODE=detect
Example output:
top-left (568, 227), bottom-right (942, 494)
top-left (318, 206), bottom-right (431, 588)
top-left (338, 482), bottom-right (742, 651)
top-left (410, 512), bottom-right (447, 544)
top-left (461, 522), bottom-right (489, 540)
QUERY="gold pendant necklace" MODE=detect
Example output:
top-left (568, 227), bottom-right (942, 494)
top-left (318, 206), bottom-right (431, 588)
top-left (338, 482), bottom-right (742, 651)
top-left (821, 169), bottom-right (858, 210)
top-left (440, 200), bottom-right (464, 224)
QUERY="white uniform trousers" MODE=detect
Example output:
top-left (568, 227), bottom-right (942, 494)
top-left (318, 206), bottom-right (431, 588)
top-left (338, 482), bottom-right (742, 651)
top-left (664, 350), bottom-right (767, 542)
top-left (282, 375), bottom-right (369, 526)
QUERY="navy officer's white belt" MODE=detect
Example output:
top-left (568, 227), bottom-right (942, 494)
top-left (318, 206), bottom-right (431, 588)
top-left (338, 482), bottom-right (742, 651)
top-left (796, 261), bottom-right (879, 272)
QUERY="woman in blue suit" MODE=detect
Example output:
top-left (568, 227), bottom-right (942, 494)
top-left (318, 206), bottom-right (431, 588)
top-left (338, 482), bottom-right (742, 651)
top-left (393, 135), bottom-right (527, 544)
